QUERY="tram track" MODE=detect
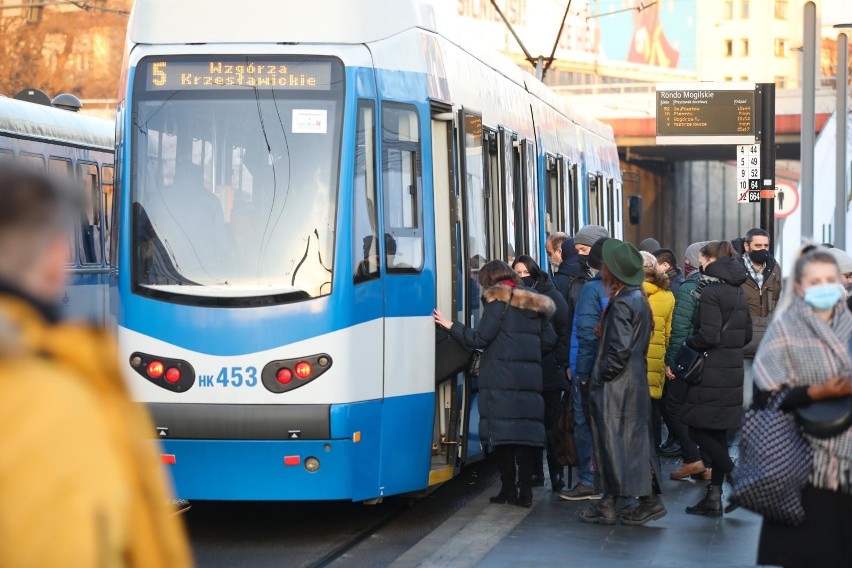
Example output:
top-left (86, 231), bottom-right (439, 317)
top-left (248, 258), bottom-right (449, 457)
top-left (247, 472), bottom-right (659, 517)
top-left (302, 499), bottom-right (411, 568)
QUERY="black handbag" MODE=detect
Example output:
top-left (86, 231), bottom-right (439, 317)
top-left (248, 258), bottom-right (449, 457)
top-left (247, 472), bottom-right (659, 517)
top-left (795, 396), bottom-right (852, 439)
top-left (673, 343), bottom-right (707, 385)
top-left (673, 294), bottom-right (738, 385)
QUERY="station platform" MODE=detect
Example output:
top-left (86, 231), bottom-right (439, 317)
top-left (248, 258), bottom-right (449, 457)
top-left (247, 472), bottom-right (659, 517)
top-left (390, 456), bottom-right (763, 568)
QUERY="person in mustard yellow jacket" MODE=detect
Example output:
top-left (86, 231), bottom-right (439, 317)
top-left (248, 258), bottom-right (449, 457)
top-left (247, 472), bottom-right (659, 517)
top-left (640, 252), bottom-right (674, 449)
top-left (0, 165), bottom-right (192, 568)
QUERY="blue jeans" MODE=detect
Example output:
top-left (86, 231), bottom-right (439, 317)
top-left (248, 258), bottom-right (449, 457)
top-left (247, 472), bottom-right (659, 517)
top-left (572, 381), bottom-right (594, 487)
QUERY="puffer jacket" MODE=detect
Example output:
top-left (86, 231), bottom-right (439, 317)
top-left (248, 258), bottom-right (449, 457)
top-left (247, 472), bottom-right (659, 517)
top-left (0, 293), bottom-right (192, 568)
top-left (450, 284), bottom-right (556, 449)
top-left (644, 274), bottom-right (674, 400)
top-left (572, 273), bottom-right (610, 379)
top-left (568, 272), bottom-right (592, 371)
top-left (665, 271), bottom-right (701, 367)
top-left (741, 256), bottom-right (782, 358)
top-left (682, 257), bottom-right (753, 430)
top-left (530, 275), bottom-right (570, 391)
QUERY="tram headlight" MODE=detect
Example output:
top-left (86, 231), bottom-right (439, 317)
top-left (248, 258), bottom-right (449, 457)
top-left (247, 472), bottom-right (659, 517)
top-left (305, 457), bottom-right (320, 473)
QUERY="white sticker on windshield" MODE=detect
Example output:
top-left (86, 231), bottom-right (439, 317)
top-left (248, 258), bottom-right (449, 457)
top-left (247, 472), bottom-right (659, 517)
top-left (292, 109), bottom-right (327, 134)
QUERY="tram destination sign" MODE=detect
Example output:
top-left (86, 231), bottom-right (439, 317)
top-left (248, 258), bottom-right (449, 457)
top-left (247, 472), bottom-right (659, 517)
top-left (656, 82), bottom-right (757, 145)
top-left (145, 59), bottom-right (333, 91)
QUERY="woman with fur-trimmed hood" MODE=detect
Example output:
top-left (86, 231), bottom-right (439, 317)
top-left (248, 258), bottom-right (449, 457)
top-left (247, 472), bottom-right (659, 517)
top-left (434, 260), bottom-right (556, 507)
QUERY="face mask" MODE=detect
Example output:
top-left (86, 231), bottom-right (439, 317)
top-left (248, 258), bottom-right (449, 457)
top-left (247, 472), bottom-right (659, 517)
top-left (844, 282), bottom-right (852, 293)
top-left (803, 283), bottom-right (844, 310)
top-left (748, 249), bottom-right (770, 265)
top-left (684, 263), bottom-right (697, 277)
top-left (578, 254), bottom-right (590, 270)
top-left (521, 276), bottom-right (536, 288)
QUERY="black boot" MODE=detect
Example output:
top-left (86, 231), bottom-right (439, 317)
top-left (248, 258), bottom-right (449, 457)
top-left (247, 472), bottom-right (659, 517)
top-left (549, 468), bottom-right (565, 492)
top-left (516, 445), bottom-right (534, 508)
top-left (686, 484), bottom-right (723, 517)
top-left (579, 494), bottom-right (617, 525)
top-left (620, 495), bottom-right (667, 526)
top-left (490, 446), bottom-right (518, 504)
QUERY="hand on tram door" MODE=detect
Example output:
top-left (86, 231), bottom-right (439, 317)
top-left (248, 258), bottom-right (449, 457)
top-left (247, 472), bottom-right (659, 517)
top-left (433, 308), bottom-right (452, 330)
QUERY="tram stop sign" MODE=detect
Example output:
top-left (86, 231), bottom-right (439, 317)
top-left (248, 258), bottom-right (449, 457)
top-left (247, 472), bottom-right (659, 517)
top-left (774, 180), bottom-right (799, 218)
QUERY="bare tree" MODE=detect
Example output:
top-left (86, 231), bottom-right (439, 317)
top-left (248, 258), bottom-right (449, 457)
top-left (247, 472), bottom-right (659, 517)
top-left (0, 1), bottom-right (130, 100)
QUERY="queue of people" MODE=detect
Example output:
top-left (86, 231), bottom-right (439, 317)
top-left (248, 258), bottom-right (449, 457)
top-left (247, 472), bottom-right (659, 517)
top-left (436, 217), bottom-right (852, 563)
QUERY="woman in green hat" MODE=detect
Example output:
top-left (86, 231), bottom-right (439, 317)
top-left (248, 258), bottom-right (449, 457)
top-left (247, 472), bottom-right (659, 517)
top-left (580, 239), bottom-right (667, 526)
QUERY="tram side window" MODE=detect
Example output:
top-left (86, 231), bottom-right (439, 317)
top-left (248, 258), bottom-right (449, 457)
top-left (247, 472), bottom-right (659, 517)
top-left (462, 112), bottom-right (488, 327)
top-left (20, 153), bottom-right (45, 171)
top-left (49, 157), bottom-right (75, 263)
top-left (567, 162), bottom-right (580, 234)
top-left (102, 165), bottom-right (115, 263)
top-left (483, 129), bottom-right (504, 262)
top-left (544, 155), bottom-right (562, 236)
top-left (79, 163), bottom-right (102, 265)
top-left (501, 129), bottom-right (518, 263)
top-left (353, 101), bottom-right (379, 283)
top-left (522, 140), bottom-right (540, 263)
top-left (382, 103), bottom-right (423, 272)
top-left (587, 174), bottom-right (599, 225)
top-left (604, 178), bottom-right (612, 236)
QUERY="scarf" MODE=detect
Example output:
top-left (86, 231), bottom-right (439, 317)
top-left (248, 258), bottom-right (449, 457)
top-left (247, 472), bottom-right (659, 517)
top-left (743, 254), bottom-right (765, 290)
top-left (753, 296), bottom-right (852, 493)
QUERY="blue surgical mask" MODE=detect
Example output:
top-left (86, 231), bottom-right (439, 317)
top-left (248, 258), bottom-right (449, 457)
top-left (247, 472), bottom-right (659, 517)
top-left (803, 283), bottom-right (844, 310)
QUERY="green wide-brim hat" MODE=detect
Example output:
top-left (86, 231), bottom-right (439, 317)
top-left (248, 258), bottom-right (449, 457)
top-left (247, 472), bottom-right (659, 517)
top-left (602, 239), bottom-right (645, 286)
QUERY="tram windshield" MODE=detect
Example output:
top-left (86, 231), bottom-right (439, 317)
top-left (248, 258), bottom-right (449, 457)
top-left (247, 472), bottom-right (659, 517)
top-left (131, 56), bottom-right (344, 305)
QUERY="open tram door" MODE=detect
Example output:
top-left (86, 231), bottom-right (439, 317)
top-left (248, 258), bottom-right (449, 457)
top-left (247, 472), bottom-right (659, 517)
top-left (431, 105), bottom-right (498, 482)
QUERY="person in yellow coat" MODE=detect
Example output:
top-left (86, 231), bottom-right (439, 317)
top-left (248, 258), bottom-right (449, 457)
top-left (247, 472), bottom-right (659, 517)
top-left (0, 165), bottom-right (192, 568)
top-left (640, 252), bottom-right (675, 449)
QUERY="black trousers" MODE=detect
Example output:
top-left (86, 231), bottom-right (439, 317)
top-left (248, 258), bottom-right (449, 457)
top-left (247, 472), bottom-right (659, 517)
top-left (688, 427), bottom-right (733, 485)
top-left (758, 485), bottom-right (852, 568)
top-left (651, 398), bottom-right (663, 449)
top-left (495, 444), bottom-right (536, 495)
top-left (534, 390), bottom-right (563, 478)
top-left (662, 377), bottom-right (704, 464)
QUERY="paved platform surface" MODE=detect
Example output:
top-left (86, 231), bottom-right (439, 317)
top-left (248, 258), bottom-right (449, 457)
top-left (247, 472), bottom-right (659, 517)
top-left (393, 456), bottom-right (764, 568)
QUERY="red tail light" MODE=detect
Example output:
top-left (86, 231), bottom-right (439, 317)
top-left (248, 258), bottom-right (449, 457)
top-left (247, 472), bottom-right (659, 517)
top-left (165, 367), bottom-right (181, 383)
top-left (294, 362), bottom-right (312, 379)
top-left (284, 455), bottom-right (300, 466)
top-left (276, 368), bottom-right (293, 384)
top-left (147, 361), bottom-right (164, 378)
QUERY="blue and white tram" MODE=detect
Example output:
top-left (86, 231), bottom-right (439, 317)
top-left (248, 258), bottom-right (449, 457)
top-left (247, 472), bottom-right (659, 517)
top-left (115, 0), bottom-right (622, 501)
top-left (0, 96), bottom-right (115, 324)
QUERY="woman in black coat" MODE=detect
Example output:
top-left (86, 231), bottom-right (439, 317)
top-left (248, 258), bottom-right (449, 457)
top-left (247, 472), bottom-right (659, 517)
top-left (681, 240), bottom-right (752, 517)
top-left (434, 260), bottom-right (556, 507)
top-left (581, 239), bottom-right (667, 527)
top-left (513, 255), bottom-right (571, 491)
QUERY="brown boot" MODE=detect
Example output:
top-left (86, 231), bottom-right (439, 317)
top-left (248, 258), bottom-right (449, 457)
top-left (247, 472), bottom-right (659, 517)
top-left (670, 460), bottom-right (706, 480)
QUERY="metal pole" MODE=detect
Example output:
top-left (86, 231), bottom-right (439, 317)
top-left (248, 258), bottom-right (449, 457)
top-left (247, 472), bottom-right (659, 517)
top-left (836, 32), bottom-right (848, 249)
top-left (801, 1), bottom-right (817, 239)
top-left (760, 83), bottom-right (777, 249)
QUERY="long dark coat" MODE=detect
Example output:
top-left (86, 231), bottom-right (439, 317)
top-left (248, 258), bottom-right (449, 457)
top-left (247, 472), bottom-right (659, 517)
top-left (450, 284), bottom-right (556, 449)
top-left (531, 275), bottom-right (570, 391)
top-left (682, 256), bottom-right (753, 431)
top-left (589, 285), bottom-right (657, 497)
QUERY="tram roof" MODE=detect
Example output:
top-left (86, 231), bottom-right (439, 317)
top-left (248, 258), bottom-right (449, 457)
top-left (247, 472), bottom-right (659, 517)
top-left (129, 0), bottom-right (453, 45)
top-left (0, 96), bottom-right (114, 151)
